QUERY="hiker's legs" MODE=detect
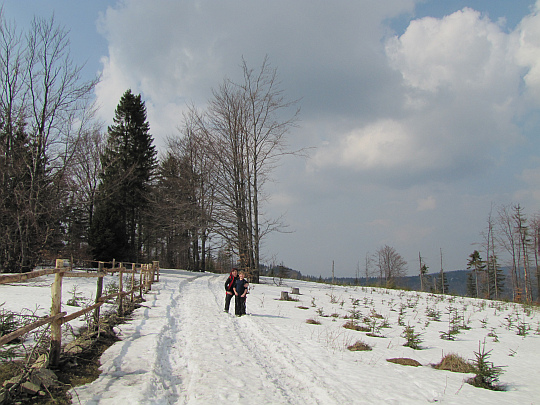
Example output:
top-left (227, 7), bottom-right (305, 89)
top-left (225, 293), bottom-right (233, 312)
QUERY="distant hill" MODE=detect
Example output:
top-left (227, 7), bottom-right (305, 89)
top-left (262, 265), bottom-right (513, 299)
top-left (260, 264), bottom-right (302, 280)
top-left (300, 270), bottom-right (474, 295)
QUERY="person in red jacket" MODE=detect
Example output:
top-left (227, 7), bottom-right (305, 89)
top-left (224, 268), bottom-right (238, 313)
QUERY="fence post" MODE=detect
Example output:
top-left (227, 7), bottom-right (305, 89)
top-left (142, 264), bottom-right (147, 292)
top-left (147, 264), bottom-right (152, 291)
top-left (146, 264), bottom-right (152, 292)
top-left (93, 262), bottom-right (104, 330)
top-left (118, 263), bottom-right (124, 316)
top-left (153, 261), bottom-right (160, 282)
top-left (139, 264), bottom-right (144, 298)
top-left (131, 263), bottom-right (136, 302)
top-left (50, 259), bottom-right (64, 367)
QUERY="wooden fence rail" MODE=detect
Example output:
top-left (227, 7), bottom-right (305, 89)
top-left (0, 258), bottom-right (160, 367)
top-left (0, 312), bottom-right (67, 347)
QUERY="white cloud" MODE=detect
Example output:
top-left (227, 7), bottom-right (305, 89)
top-left (312, 119), bottom-right (428, 171)
top-left (514, 164), bottom-right (540, 203)
top-left (269, 192), bottom-right (297, 208)
top-left (417, 196), bottom-right (436, 211)
top-left (312, 7), bottom-right (524, 184)
top-left (386, 8), bottom-right (515, 93)
top-left (515, 0), bottom-right (540, 104)
top-left (94, 0), bottom-right (417, 145)
top-left (94, 53), bottom-right (132, 124)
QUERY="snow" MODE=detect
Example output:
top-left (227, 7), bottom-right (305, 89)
top-left (2, 269), bottom-right (540, 404)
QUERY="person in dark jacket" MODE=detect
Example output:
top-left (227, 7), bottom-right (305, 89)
top-left (233, 271), bottom-right (249, 316)
top-left (224, 268), bottom-right (238, 313)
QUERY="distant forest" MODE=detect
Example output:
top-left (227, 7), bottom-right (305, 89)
top-left (261, 265), bottom-right (520, 301)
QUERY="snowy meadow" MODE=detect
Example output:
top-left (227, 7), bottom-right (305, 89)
top-left (1, 269), bottom-right (539, 404)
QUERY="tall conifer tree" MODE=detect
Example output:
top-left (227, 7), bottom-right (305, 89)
top-left (90, 90), bottom-right (157, 262)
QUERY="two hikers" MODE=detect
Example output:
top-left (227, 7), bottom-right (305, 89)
top-left (224, 268), bottom-right (249, 316)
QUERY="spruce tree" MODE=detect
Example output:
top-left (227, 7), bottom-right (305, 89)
top-left (437, 271), bottom-right (449, 294)
top-left (90, 90), bottom-right (157, 262)
top-left (467, 250), bottom-right (486, 298)
top-left (467, 271), bottom-right (477, 298)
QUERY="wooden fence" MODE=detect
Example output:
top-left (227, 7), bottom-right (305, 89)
top-left (0, 259), bottom-right (160, 367)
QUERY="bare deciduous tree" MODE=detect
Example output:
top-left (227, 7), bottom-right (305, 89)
top-left (497, 204), bottom-right (520, 300)
top-left (513, 204), bottom-right (533, 302)
top-left (530, 213), bottom-right (540, 301)
top-left (62, 125), bottom-right (103, 259)
top-left (375, 245), bottom-right (407, 288)
top-left (495, 203), bottom-right (537, 302)
top-left (0, 12), bottom-right (97, 272)
top-left (156, 107), bottom-right (217, 271)
top-left (189, 57), bottom-right (300, 282)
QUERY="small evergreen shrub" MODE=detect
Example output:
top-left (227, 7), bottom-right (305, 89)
top-left (402, 325), bottom-right (423, 350)
top-left (516, 321), bottom-right (529, 336)
top-left (66, 285), bottom-right (85, 307)
top-left (343, 320), bottom-right (370, 332)
top-left (0, 307), bottom-right (23, 360)
top-left (347, 308), bottom-right (361, 320)
top-left (426, 307), bottom-right (441, 321)
top-left (440, 307), bottom-right (461, 340)
top-left (487, 328), bottom-right (499, 342)
top-left (467, 341), bottom-right (506, 390)
top-left (0, 309), bottom-right (19, 338)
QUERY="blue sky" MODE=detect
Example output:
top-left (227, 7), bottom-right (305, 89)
top-left (3, 0), bottom-right (540, 278)
top-left (394, 0), bottom-right (535, 32)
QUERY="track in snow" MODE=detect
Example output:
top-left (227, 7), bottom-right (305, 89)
top-left (72, 271), bottom-right (381, 404)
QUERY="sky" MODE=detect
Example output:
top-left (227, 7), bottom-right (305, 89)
top-left (2, 0), bottom-right (540, 278)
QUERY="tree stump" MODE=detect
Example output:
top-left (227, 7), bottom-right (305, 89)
top-left (291, 287), bottom-right (300, 294)
top-left (281, 291), bottom-right (289, 300)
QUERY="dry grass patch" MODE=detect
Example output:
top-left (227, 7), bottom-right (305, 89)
top-left (386, 358), bottom-right (422, 367)
top-left (366, 333), bottom-right (385, 338)
top-left (343, 320), bottom-right (370, 332)
top-left (433, 353), bottom-right (474, 373)
top-left (306, 318), bottom-right (321, 325)
top-left (347, 340), bottom-right (372, 351)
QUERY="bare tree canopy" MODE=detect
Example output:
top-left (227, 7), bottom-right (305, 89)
top-left (0, 12), bottom-right (98, 272)
top-left (375, 245), bottom-right (407, 287)
top-left (168, 57), bottom-right (301, 282)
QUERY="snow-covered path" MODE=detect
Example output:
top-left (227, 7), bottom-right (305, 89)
top-left (72, 271), bottom-right (365, 404)
top-left (68, 270), bottom-right (540, 405)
